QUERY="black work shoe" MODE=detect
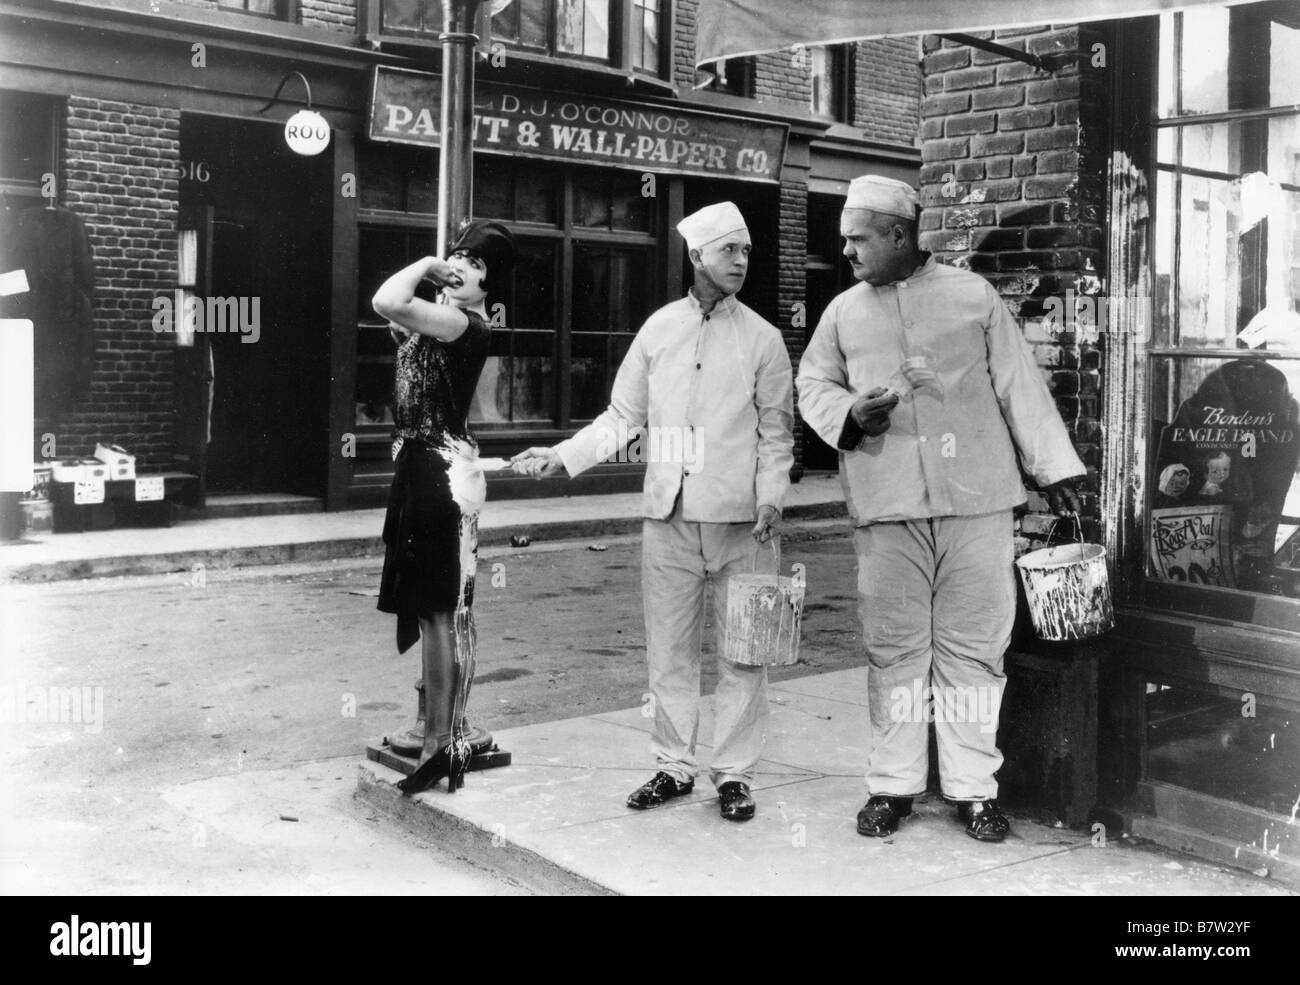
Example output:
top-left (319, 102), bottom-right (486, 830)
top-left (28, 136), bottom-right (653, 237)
top-left (856, 795), bottom-right (914, 837)
top-left (626, 771), bottom-right (694, 810)
top-left (717, 782), bottom-right (756, 822)
top-left (956, 799), bottom-right (1010, 842)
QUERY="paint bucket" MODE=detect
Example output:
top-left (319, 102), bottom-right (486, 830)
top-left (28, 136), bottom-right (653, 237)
top-left (723, 543), bottom-right (804, 666)
top-left (1015, 517), bottom-right (1114, 641)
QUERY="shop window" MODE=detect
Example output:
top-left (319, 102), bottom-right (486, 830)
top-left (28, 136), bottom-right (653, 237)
top-left (0, 91), bottom-right (59, 202)
top-left (354, 147), bottom-right (657, 436)
top-left (217, 0), bottom-right (293, 18)
top-left (356, 142), bottom-right (438, 213)
top-left (1146, 5), bottom-right (1300, 623)
top-left (698, 57), bottom-right (755, 97)
top-left (377, 0), bottom-right (437, 33)
top-left (1145, 680), bottom-right (1298, 817)
top-left (810, 45), bottom-right (853, 123)
top-left (471, 160), bottom-right (655, 430)
top-left (630, 0), bottom-right (662, 74)
top-left (375, 1), bottom-right (667, 76)
top-left (490, 0), bottom-right (609, 61)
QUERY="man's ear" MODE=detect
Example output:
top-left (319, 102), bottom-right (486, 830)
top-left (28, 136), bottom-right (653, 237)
top-left (687, 247), bottom-right (702, 268)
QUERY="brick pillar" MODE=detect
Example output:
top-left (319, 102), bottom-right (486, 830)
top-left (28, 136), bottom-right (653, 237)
top-left (779, 177), bottom-right (809, 475)
top-left (917, 27), bottom-right (1107, 549)
top-left (57, 96), bottom-right (181, 471)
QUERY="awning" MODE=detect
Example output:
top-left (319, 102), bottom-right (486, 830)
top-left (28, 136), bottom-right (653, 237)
top-left (695, 0), bottom-right (1262, 65)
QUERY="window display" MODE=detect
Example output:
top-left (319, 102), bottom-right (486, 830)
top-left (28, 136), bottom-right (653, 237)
top-left (1147, 4), bottom-right (1300, 606)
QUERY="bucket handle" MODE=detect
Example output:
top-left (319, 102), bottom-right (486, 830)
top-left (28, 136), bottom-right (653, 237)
top-left (1045, 514), bottom-right (1085, 548)
top-left (752, 536), bottom-right (780, 573)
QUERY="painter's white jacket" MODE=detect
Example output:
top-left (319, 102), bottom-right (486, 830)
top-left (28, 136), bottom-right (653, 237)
top-left (796, 256), bottom-right (1085, 524)
top-left (556, 291), bottom-right (794, 522)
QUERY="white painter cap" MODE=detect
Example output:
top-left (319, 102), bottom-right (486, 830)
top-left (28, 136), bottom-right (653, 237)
top-left (844, 175), bottom-right (919, 219)
top-left (677, 201), bottom-right (748, 251)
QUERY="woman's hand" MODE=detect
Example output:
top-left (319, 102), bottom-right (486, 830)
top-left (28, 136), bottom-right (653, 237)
top-left (423, 256), bottom-right (461, 288)
top-left (511, 447), bottom-right (566, 478)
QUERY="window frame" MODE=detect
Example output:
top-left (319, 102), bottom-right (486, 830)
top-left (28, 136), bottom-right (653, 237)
top-left (809, 44), bottom-right (854, 124)
top-left (1132, 5), bottom-right (1300, 635)
top-left (215, 0), bottom-right (297, 21)
top-left (0, 91), bottom-right (62, 205)
top-left (352, 152), bottom-right (662, 441)
top-left (489, 0), bottom-right (672, 78)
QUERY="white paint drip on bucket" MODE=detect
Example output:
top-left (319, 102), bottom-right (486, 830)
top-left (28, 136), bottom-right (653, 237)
top-left (1015, 541), bottom-right (1114, 641)
top-left (724, 573), bottom-right (804, 666)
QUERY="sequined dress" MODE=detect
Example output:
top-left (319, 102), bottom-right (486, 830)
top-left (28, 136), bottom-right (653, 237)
top-left (378, 310), bottom-right (491, 653)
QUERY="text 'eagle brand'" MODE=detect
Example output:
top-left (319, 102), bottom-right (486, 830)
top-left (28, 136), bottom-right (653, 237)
top-left (49, 916), bottom-right (151, 965)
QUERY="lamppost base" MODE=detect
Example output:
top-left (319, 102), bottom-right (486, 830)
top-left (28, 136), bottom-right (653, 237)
top-left (367, 740), bottom-right (512, 775)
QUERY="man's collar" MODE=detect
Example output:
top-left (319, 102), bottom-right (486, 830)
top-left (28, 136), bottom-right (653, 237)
top-left (896, 252), bottom-right (936, 285)
top-left (687, 288), bottom-right (740, 315)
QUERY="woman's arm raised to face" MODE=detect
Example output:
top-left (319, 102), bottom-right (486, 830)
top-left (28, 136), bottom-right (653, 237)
top-left (372, 256), bottom-right (469, 343)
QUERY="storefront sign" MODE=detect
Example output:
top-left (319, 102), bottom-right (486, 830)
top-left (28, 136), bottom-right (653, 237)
top-left (368, 67), bottom-right (788, 184)
top-left (284, 109), bottom-right (330, 156)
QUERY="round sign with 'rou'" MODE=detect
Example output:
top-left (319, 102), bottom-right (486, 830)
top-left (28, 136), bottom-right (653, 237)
top-left (284, 109), bottom-right (330, 156)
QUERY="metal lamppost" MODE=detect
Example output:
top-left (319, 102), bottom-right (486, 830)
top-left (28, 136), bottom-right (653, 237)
top-left (435, 0), bottom-right (484, 254)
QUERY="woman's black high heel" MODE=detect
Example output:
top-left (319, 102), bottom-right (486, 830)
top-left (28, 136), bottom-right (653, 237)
top-left (396, 747), bottom-right (452, 795)
top-left (446, 739), bottom-right (470, 794)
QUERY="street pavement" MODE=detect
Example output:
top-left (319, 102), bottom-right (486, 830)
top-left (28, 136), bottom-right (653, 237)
top-left (1, 525), bottom-right (1290, 895)
top-left (0, 524), bottom-right (863, 894)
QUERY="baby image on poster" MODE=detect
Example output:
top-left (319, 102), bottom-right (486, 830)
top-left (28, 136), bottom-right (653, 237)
top-left (1198, 451), bottom-right (1232, 499)
top-left (1150, 360), bottom-right (1299, 593)
top-left (1155, 462), bottom-right (1192, 507)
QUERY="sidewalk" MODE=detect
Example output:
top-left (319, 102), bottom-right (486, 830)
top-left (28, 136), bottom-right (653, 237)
top-left (0, 474), bottom-right (848, 584)
top-left (355, 667), bottom-right (1293, 896)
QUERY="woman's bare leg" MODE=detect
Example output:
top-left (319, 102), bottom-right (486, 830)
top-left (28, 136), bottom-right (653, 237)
top-left (417, 611), bottom-right (456, 765)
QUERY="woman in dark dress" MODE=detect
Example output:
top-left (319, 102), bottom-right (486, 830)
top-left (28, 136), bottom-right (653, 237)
top-left (371, 220), bottom-right (516, 795)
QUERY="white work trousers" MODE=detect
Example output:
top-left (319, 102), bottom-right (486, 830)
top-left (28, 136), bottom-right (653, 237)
top-left (642, 508), bottom-right (777, 789)
top-left (854, 511), bottom-right (1015, 801)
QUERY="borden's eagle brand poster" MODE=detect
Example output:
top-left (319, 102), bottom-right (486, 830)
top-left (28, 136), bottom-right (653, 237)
top-left (1151, 360), bottom-right (1300, 592)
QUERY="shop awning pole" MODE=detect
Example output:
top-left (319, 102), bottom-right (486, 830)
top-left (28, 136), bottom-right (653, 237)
top-left (436, 0), bottom-right (483, 255)
top-left (936, 33), bottom-right (1058, 72)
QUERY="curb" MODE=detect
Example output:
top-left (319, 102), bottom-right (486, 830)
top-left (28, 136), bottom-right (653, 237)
top-left (0, 501), bottom-right (850, 584)
top-left (354, 760), bottom-right (616, 896)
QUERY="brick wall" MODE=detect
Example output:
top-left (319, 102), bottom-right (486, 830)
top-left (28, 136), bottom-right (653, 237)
top-left (916, 27), bottom-right (1107, 547)
top-left (51, 97), bottom-right (181, 470)
top-left (856, 38), bottom-right (921, 145)
top-left (778, 178), bottom-right (809, 471)
top-left (672, 0), bottom-right (699, 91)
top-left (674, 0), bottom-right (922, 143)
top-left (755, 50), bottom-right (811, 109)
top-left (299, 0), bottom-right (357, 32)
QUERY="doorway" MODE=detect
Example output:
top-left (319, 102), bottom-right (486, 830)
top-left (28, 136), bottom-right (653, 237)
top-left (178, 114), bottom-right (331, 496)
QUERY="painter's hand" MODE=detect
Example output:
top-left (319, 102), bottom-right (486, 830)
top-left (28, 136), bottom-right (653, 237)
top-left (851, 387), bottom-right (900, 437)
top-left (511, 447), bottom-right (567, 478)
top-left (752, 504), bottom-right (780, 544)
top-left (1043, 477), bottom-right (1082, 517)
